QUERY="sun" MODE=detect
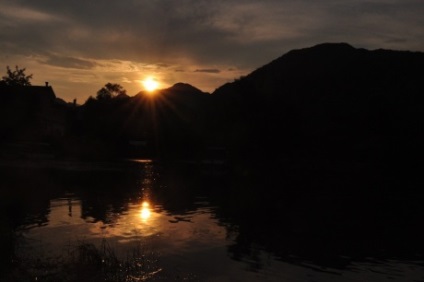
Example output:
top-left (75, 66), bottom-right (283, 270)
top-left (142, 77), bottom-right (159, 92)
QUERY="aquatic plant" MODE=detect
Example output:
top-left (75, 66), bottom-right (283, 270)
top-left (3, 238), bottom-right (162, 282)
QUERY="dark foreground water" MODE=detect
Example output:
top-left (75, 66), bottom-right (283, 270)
top-left (1, 159), bottom-right (424, 281)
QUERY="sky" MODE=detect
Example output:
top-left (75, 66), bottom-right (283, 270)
top-left (1, 0), bottom-right (423, 103)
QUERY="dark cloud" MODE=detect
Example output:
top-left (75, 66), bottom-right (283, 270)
top-left (1, 0), bottom-right (423, 101)
top-left (155, 63), bottom-right (170, 68)
top-left (194, 69), bottom-right (221, 73)
top-left (3, 0), bottom-right (423, 63)
top-left (384, 38), bottom-right (408, 44)
top-left (43, 54), bottom-right (97, 69)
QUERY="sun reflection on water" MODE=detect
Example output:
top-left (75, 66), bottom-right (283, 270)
top-left (140, 201), bottom-right (151, 221)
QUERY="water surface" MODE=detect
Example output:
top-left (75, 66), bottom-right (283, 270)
top-left (1, 159), bottom-right (424, 281)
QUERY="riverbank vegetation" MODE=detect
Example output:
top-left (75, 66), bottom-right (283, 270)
top-left (4, 237), bottom-right (163, 282)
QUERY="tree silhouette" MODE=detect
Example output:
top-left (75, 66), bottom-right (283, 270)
top-left (96, 83), bottom-right (127, 100)
top-left (1, 65), bottom-right (33, 86)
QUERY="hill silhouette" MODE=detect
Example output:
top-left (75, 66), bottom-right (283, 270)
top-left (210, 42), bottom-right (424, 171)
top-left (64, 82), bottom-right (212, 160)
top-left (1, 42), bottom-right (424, 170)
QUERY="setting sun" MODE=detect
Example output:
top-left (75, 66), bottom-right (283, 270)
top-left (142, 77), bottom-right (159, 92)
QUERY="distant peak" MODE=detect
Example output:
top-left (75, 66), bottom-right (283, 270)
top-left (283, 42), bottom-right (358, 59)
top-left (287, 42), bottom-right (357, 55)
top-left (170, 82), bottom-right (197, 90)
top-left (167, 82), bottom-right (208, 94)
top-left (311, 42), bottom-right (355, 49)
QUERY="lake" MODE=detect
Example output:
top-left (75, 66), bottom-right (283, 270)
top-left (1, 159), bottom-right (424, 281)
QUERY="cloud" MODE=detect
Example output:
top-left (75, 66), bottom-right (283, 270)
top-left (42, 54), bottom-right (97, 69)
top-left (194, 69), bottom-right (221, 73)
top-left (3, 1), bottom-right (422, 63)
top-left (1, 0), bottom-right (423, 101)
top-left (0, 4), bottom-right (61, 22)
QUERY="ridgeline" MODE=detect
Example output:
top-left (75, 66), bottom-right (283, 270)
top-left (1, 42), bottom-right (423, 174)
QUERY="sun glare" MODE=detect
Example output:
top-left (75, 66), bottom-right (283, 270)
top-left (140, 201), bottom-right (151, 221)
top-left (142, 77), bottom-right (159, 92)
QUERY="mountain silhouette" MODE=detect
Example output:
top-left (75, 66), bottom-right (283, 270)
top-left (210, 42), bottom-right (424, 170)
top-left (165, 82), bottom-right (209, 95)
top-left (65, 82), bottom-right (212, 160)
top-left (2, 43), bottom-right (424, 168)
